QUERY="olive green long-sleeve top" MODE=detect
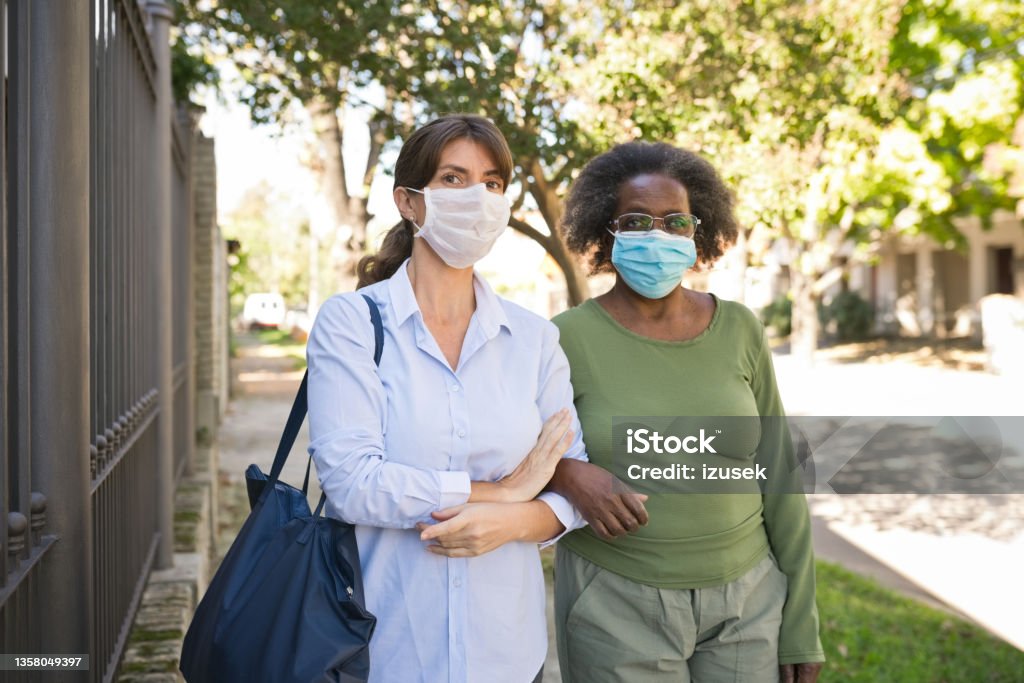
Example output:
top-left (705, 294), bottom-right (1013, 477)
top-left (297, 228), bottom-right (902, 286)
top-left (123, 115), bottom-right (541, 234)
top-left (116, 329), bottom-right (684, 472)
top-left (552, 296), bottom-right (825, 665)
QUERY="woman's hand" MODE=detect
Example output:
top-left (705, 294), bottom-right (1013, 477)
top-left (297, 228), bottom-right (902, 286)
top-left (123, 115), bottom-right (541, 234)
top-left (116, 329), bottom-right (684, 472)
top-left (417, 503), bottom-right (523, 557)
top-left (547, 458), bottom-right (649, 540)
top-left (780, 662), bottom-right (823, 682)
top-left (471, 408), bottom-right (573, 504)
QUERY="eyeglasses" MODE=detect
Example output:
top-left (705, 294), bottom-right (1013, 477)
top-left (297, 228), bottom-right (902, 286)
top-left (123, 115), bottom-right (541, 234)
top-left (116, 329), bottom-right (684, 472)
top-left (609, 213), bottom-right (701, 238)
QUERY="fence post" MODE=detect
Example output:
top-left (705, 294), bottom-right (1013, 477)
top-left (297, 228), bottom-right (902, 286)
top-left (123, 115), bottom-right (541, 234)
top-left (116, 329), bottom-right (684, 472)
top-left (148, 0), bottom-right (175, 570)
top-left (28, 0), bottom-right (93, 667)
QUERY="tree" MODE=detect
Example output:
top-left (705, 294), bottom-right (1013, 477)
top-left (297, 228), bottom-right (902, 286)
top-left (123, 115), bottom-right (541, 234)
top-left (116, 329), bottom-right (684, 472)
top-left (180, 1), bottom-right (685, 306)
top-left (544, 0), bottom-right (1024, 354)
top-left (889, 0), bottom-right (1024, 229)
top-left (372, 1), bottom-right (608, 304)
top-left (222, 180), bottom-right (311, 309)
top-left (178, 0), bottom-right (406, 290)
top-left (179, 0), bottom-right (1024, 328)
top-left (531, 0), bottom-right (912, 355)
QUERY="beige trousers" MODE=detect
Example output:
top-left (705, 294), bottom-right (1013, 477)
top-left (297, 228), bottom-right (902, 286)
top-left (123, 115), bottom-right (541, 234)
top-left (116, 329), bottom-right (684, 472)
top-left (554, 544), bottom-right (788, 683)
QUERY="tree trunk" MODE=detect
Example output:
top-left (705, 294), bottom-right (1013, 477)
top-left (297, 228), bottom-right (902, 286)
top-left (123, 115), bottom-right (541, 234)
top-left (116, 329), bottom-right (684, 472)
top-left (307, 96), bottom-right (368, 292)
top-left (507, 215), bottom-right (590, 307)
top-left (729, 228), bottom-right (749, 303)
top-left (790, 261), bottom-right (819, 363)
top-left (545, 228), bottom-right (590, 307)
top-left (519, 158), bottom-right (590, 307)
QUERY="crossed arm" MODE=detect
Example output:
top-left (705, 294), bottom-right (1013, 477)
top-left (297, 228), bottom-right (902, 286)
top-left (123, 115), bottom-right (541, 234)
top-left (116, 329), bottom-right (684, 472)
top-left (417, 409), bottom-right (576, 556)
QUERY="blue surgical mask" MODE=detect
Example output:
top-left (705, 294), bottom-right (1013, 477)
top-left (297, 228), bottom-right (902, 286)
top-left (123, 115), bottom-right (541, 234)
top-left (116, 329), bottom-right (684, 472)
top-left (608, 228), bottom-right (697, 299)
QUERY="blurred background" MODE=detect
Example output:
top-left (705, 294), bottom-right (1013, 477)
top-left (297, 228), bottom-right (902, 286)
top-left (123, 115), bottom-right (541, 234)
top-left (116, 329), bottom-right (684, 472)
top-left (175, 0), bottom-right (1024, 375)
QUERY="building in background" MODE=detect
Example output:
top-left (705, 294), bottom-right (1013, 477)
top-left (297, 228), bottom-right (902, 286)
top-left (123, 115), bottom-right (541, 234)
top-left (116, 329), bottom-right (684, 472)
top-left (703, 210), bottom-right (1024, 341)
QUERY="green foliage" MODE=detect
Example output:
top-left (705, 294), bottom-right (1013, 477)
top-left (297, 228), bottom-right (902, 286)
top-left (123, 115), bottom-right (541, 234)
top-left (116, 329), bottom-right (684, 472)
top-left (226, 244), bottom-right (253, 320)
top-left (761, 295), bottom-right (793, 338)
top-left (816, 560), bottom-right (1024, 681)
top-left (255, 329), bottom-right (307, 370)
top-left (822, 290), bottom-right (875, 341)
top-left (181, 0), bottom-right (1024, 324)
top-left (887, 0), bottom-right (1024, 232)
top-left (171, 30), bottom-right (219, 104)
top-left (178, 0), bottom-right (408, 124)
top-left (223, 181), bottom-right (311, 313)
top-left (255, 328), bottom-right (295, 345)
top-left (195, 426), bottom-right (214, 448)
top-left (170, 3), bottom-right (221, 105)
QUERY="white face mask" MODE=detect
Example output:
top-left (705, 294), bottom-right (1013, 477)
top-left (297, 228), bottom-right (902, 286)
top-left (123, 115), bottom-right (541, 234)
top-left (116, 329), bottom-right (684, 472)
top-left (404, 183), bottom-right (511, 269)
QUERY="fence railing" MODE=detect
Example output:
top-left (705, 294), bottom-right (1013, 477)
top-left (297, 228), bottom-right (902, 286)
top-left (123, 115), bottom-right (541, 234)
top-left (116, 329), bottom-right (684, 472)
top-left (1, 0), bottom-right (61, 646)
top-left (172, 106), bottom-right (196, 483)
top-left (1, 1), bottom-right (202, 680)
top-left (89, 1), bottom-right (166, 679)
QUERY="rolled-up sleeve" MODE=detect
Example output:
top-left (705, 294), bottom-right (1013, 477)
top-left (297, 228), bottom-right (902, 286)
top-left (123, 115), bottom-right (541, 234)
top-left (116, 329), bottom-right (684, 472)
top-left (534, 322), bottom-right (589, 547)
top-left (306, 294), bottom-right (471, 529)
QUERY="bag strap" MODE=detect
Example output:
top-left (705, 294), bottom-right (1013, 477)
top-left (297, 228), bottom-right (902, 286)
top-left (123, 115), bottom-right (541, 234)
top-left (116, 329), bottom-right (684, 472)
top-left (264, 294), bottom-right (384, 499)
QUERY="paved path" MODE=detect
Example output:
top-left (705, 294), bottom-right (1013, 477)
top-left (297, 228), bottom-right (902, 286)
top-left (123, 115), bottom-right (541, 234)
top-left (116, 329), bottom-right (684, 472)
top-left (773, 353), bottom-right (1024, 417)
top-left (775, 354), bottom-right (1024, 650)
top-left (218, 342), bottom-right (320, 509)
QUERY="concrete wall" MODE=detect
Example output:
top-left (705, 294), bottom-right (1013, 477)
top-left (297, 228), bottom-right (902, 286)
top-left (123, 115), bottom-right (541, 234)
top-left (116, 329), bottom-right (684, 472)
top-left (869, 210), bottom-right (1024, 338)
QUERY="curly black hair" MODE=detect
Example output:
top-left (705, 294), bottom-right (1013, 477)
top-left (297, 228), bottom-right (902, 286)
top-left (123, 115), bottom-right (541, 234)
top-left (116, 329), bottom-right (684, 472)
top-left (561, 141), bottom-right (739, 273)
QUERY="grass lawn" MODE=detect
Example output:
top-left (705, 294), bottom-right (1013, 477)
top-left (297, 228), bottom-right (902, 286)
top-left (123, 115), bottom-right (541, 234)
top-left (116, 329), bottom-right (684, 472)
top-left (540, 551), bottom-right (1024, 681)
top-left (814, 560), bottom-right (1022, 682)
top-left (255, 327), bottom-right (307, 369)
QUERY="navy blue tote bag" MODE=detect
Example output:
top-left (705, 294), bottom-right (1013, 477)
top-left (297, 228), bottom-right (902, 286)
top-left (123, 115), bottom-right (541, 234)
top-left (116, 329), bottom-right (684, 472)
top-left (180, 294), bottom-right (381, 683)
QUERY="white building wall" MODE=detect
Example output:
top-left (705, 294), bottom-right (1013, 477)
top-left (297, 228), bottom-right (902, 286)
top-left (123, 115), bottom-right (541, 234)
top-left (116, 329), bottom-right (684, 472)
top-left (872, 209), bottom-right (1024, 338)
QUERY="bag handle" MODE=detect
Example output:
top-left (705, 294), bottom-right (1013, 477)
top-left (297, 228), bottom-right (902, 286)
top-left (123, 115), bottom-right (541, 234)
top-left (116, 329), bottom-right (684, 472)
top-left (262, 294), bottom-right (384, 504)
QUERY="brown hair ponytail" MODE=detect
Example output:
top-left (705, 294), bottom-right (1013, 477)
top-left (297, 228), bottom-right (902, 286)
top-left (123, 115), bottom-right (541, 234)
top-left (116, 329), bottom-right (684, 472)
top-left (356, 218), bottom-right (415, 288)
top-left (356, 114), bottom-right (514, 288)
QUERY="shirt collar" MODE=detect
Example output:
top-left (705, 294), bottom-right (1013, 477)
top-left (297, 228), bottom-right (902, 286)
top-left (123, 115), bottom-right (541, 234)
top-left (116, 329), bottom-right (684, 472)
top-left (387, 258), bottom-right (513, 336)
top-left (387, 258), bottom-right (420, 327)
top-left (471, 267), bottom-right (513, 338)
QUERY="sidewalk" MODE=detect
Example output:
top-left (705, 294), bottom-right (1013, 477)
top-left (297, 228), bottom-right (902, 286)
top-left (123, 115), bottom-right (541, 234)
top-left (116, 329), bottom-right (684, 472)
top-left (775, 354), bottom-right (1024, 650)
top-left (217, 336), bottom-right (320, 509)
top-left (214, 335), bottom-right (321, 568)
top-left (809, 492), bottom-right (1024, 650)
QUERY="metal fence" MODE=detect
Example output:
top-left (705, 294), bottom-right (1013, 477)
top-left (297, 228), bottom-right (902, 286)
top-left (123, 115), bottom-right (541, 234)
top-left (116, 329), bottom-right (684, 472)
top-left (172, 107), bottom-right (196, 484)
top-left (1, 1), bottom-right (198, 680)
top-left (90, 1), bottom-right (164, 678)
top-left (0, 0), bottom-right (59, 662)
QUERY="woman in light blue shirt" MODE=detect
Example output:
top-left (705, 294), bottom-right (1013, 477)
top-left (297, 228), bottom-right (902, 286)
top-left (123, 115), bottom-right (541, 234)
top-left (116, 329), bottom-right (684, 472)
top-left (305, 114), bottom-right (588, 683)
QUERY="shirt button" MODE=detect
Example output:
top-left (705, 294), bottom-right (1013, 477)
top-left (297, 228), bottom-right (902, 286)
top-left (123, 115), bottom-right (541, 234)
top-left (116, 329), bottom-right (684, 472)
top-left (450, 385), bottom-right (460, 392)
top-left (453, 578), bottom-right (462, 587)
top-left (457, 429), bottom-right (466, 438)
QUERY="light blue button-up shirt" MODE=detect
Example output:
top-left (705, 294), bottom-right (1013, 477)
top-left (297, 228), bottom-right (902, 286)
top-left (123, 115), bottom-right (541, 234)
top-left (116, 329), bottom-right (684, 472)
top-left (306, 259), bottom-right (588, 683)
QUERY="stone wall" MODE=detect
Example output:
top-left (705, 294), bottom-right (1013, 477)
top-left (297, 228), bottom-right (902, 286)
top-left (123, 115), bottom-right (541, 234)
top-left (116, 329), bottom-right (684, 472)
top-left (192, 133), bottom-right (229, 440)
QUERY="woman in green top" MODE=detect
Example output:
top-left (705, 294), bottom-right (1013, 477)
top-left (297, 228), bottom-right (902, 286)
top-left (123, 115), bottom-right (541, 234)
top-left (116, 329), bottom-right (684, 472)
top-left (546, 142), bottom-right (825, 682)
